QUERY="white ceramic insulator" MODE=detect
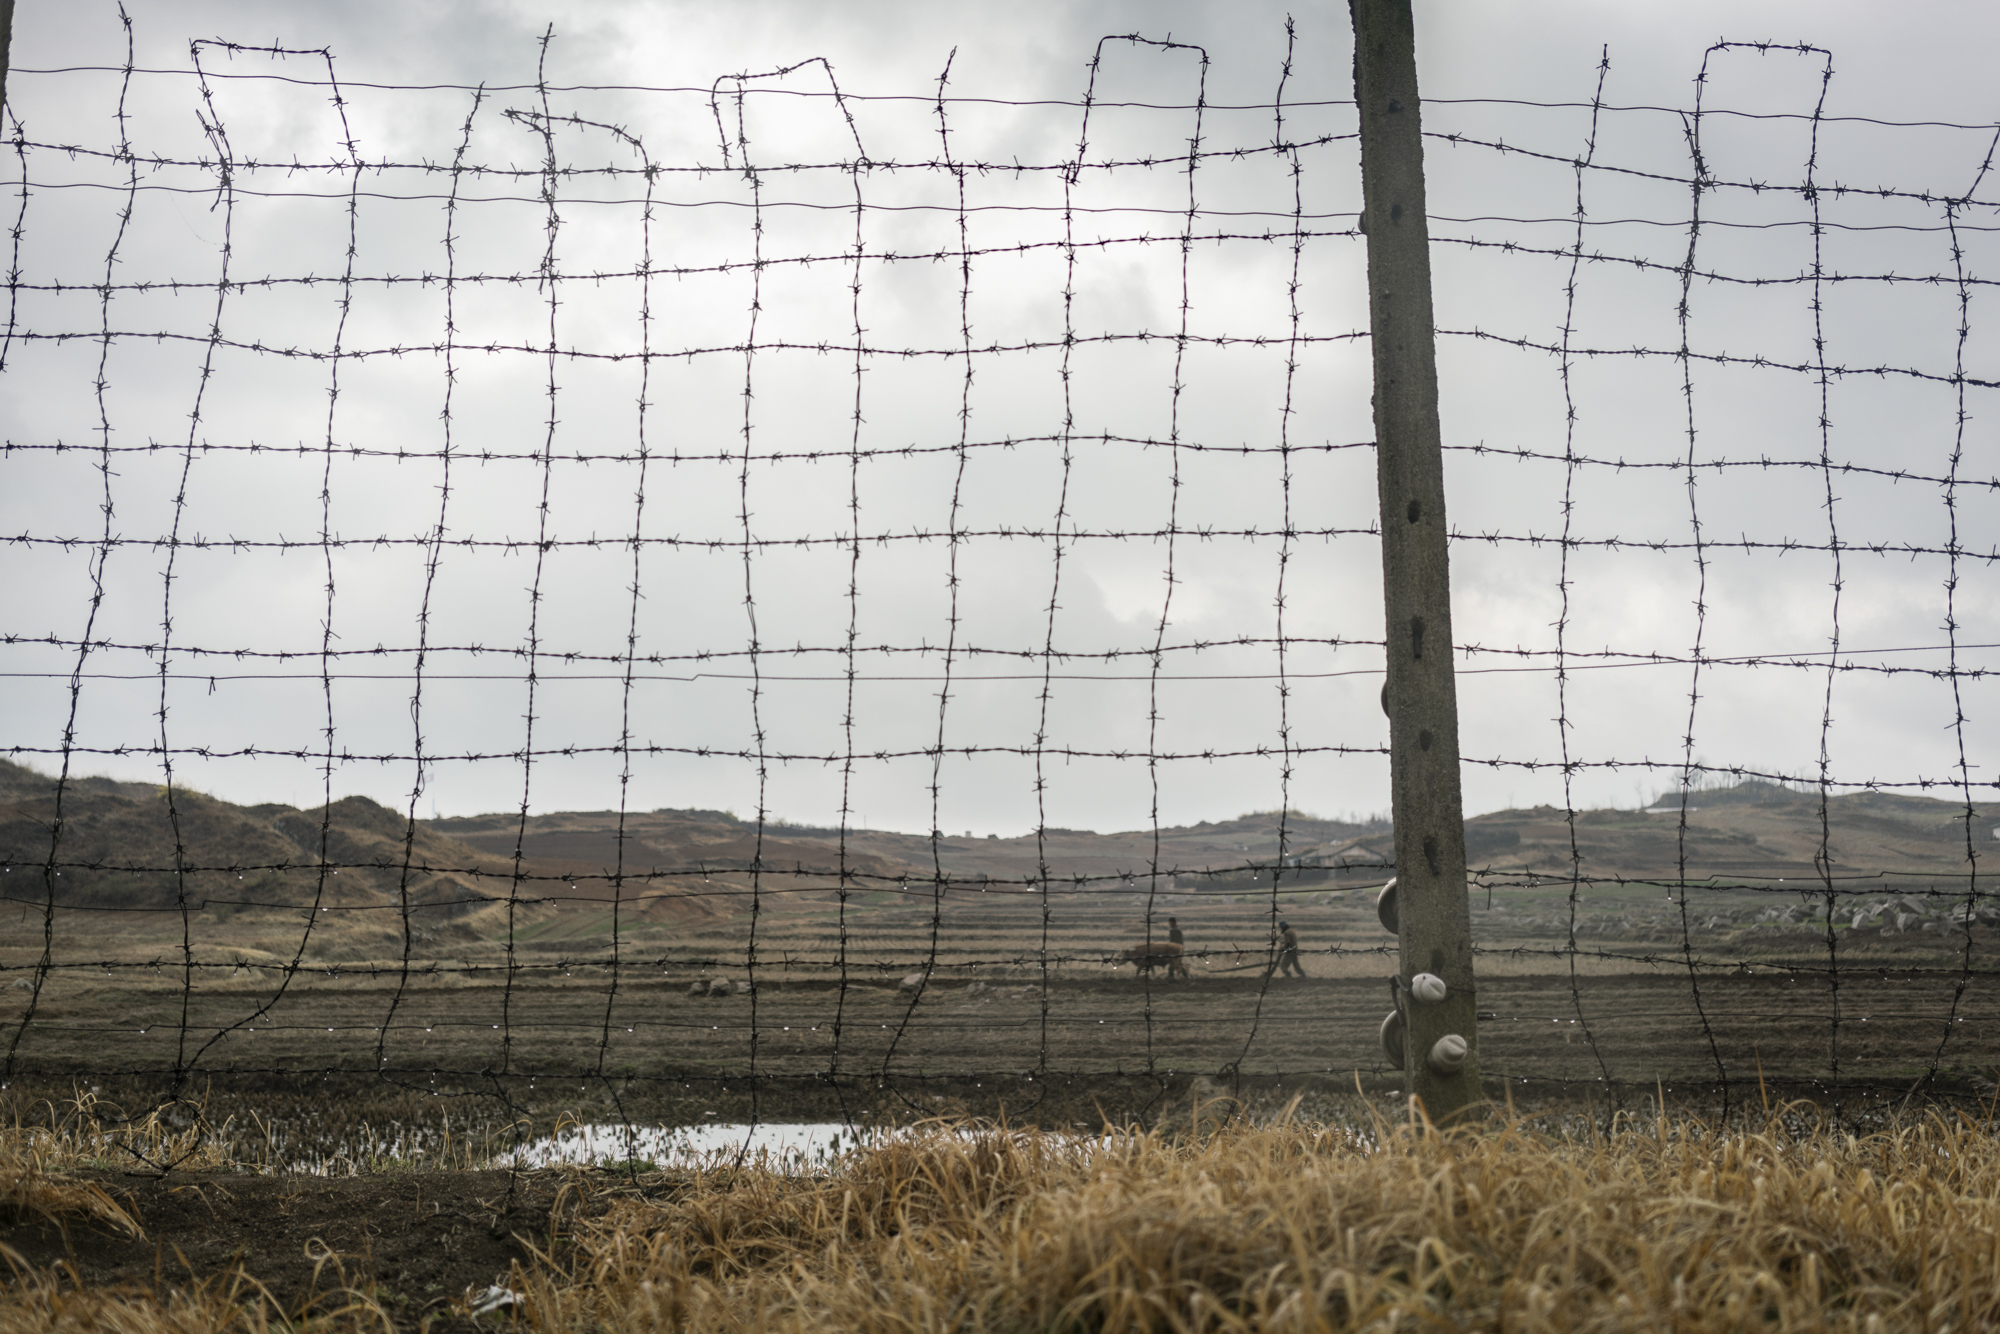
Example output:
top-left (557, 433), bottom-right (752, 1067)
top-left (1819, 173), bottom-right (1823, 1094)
top-left (1410, 972), bottom-right (1447, 1004)
top-left (1376, 878), bottom-right (1400, 935)
top-left (1427, 1033), bottom-right (1469, 1075)
top-left (1379, 1009), bottom-right (1406, 1067)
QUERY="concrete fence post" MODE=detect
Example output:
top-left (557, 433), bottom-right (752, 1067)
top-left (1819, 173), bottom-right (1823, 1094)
top-left (1349, 0), bottom-right (1481, 1121)
top-left (0, 0), bottom-right (15, 121)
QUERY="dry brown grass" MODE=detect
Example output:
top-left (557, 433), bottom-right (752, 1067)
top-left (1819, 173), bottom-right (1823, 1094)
top-left (8, 1097), bottom-right (2000, 1330)
top-left (0, 1264), bottom-right (399, 1334)
top-left (513, 1100), bottom-right (2000, 1332)
top-left (0, 1160), bottom-right (141, 1246)
top-left (0, 1090), bottom-right (170, 1242)
top-left (2, 1088), bottom-right (233, 1178)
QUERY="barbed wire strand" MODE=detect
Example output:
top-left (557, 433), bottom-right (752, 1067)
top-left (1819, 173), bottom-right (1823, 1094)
top-left (1266, 13), bottom-right (1306, 1077)
top-left (374, 84), bottom-right (485, 1097)
top-left (1137, 31), bottom-right (1209, 1106)
top-left (1670, 44), bottom-right (1736, 1117)
top-left (907, 45), bottom-right (972, 1119)
top-left (487, 28), bottom-right (564, 1183)
top-left (1027, 37), bottom-right (1097, 1116)
top-left (1782, 42), bottom-right (1850, 1106)
top-left (585, 106), bottom-right (659, 1170)
top-left (159, 37), bottom-right (253, 1121)
top-left (1, 4), bottom-right (139, 1095)
top-left (1927, 124), bottom-right (2000, 1083)
top-left (719, 59), bottom-right (772, 1159)
top-left (1555, 44), bottom-right (1615, 1102)
top-left (1225, 26), bottom-right (1288, 1100)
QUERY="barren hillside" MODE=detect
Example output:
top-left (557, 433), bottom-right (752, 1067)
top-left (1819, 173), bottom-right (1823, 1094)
top-left (1456, 782), bottom-right (1997, 886)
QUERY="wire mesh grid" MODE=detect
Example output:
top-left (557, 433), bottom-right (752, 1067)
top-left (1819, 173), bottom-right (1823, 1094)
top-left (2, 22), bottom-right (1998, 1157)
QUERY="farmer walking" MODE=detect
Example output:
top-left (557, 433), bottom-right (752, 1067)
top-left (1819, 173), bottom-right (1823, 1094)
top-left (1167, 916), bottom-right (1184, 950)
top-left (1269, 919), bottom-right (1306, 979)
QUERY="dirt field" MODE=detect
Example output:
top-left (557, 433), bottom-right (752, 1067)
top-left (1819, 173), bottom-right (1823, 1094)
top-left (5, 969), bottom-right (1990, 1093)
top-left (6, 882), bottom-right (1995, 1109)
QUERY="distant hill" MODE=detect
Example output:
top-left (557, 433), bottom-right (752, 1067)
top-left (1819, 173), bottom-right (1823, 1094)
top-left (421, 783), bottom-right (1997, 892)
top-left (426, 807), bottom-right (922, 890)
top-left (0, 758), bottom-right (501, 923)
top-left (7, 758), bottom-right (1987, 939)
top-left (428, 807), bottom-right (1389, 890)
top-left (1455, 781), bottom-right (1997, 886)
top-left (0, 761), bottom-right (728, 940)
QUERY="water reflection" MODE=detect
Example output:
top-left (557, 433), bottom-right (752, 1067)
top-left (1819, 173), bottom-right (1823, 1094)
top-left (502, 1121), bottom-right (871, 1170)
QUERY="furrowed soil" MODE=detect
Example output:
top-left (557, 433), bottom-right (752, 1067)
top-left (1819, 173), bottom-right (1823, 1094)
top-left (6, 872), bottom-right (1998, 1102)
top-left (4, 968), bottom-right (1995, 1100)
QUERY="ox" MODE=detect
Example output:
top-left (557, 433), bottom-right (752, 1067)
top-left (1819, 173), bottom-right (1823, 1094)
top-left (1112, 941), bottom-right (1189, 981)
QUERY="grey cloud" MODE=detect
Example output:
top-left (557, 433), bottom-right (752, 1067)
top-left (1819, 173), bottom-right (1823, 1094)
top-left (3, 1), bottom-right (1995, 834)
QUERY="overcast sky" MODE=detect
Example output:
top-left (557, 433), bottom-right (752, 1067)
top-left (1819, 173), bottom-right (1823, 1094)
top-left (2, 1), bottom-right (1996, 838)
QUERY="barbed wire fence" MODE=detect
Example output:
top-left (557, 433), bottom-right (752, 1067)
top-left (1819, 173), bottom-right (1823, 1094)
top-left (2, 16), bottom-right (1998, 1166)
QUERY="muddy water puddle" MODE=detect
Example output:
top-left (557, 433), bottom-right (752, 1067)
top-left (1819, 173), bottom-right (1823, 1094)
top-left (501, 1120), bottom-right (868, 1169)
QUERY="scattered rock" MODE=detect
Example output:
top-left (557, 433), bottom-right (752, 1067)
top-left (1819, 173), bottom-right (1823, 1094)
top-left (470, 1286), bottom-right (524, 1318)
top-left (707, 978), bottom-right (734, 998)
top-left (898, 973), bottom-right (927, 995)
top-left (685, 980), bottom-right (707, 998)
